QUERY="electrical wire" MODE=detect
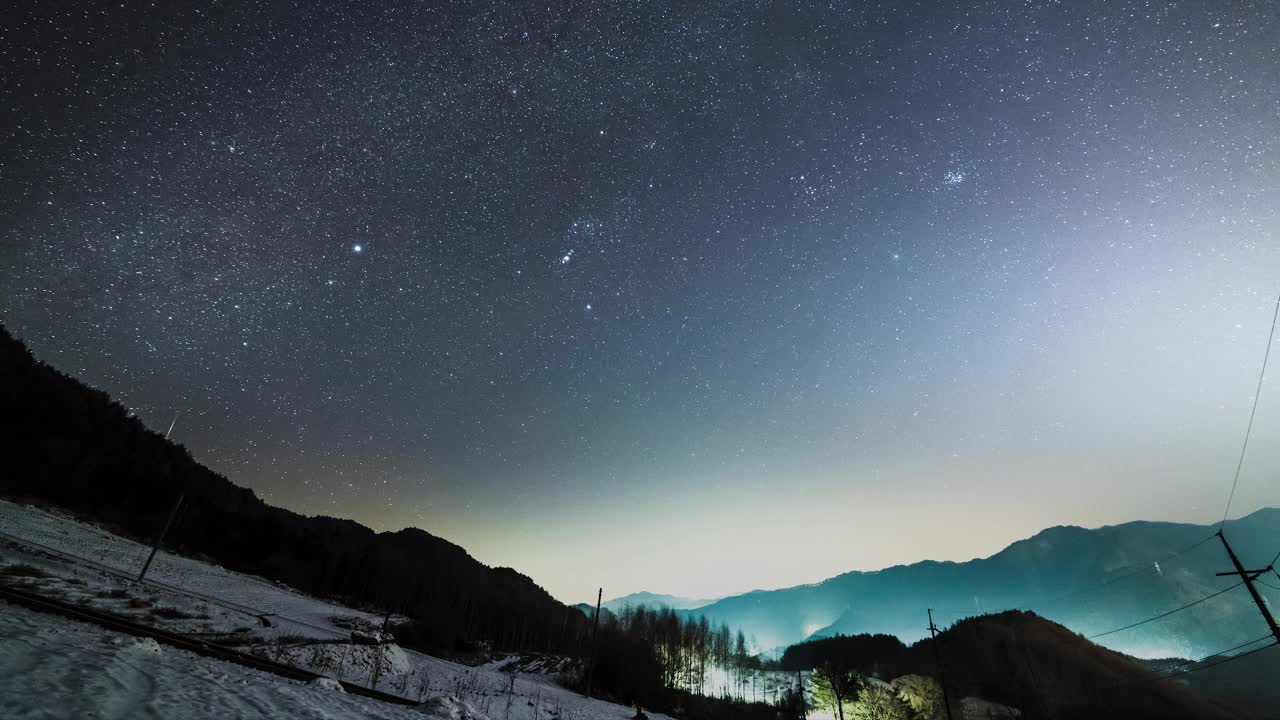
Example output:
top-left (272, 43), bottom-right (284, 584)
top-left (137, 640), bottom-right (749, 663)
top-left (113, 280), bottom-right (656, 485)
top-left (1102, 635), bottom-right (1277, 692)
top-left (928, 533), bottom-right (1219, 621)
top-left (1222, 292), bottom-right (1280, 526)
top-left (1033, 534), bottom-right (1219, 609)
top-left (1087, 581), bottom-right (1244, 639)
top-left (1157, 639), bottom-right (1277, 681)
top-left (1154, 634), bottom-right (1274, 676)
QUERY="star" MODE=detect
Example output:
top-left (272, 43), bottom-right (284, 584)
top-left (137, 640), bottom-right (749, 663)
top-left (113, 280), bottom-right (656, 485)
top-left (353, 244), bottom-right (363, 253)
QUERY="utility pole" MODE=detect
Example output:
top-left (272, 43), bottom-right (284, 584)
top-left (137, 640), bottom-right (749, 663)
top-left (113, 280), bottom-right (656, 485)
top-left (1215, 530), bottom-right (1280, 644)
top-left (797, 670), bottom-right (806, 719)
top-left (928, 609), bottom-right (956, 720)
top-left (560, 604), bottom-right (571, 651)
top-left (137, 492), bottom-right (184, 583)
top-left (585, 587), bottom-right (602, 698)
top-left (137, 414), bottom-right (183, 584)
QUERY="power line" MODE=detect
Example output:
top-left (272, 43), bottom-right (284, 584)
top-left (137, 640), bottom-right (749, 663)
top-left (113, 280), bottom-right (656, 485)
top-left (1155, 634), bottom-right (1274, 676)
top-left (1222, 292), bottom-right (1280, 526)
top-left (928, 533), bottom-right (1219, 622)
top-left (1157, 639), bottom-right (1277, 681)
top-left (1087, 581), bottom-right (1244, 639)
top-left (1101, 634), bottom-right (1277, 693)
top-left (1032, 533), bottom-right (1218, 609)
top-left (1215, 530), bottom-right (1280, 645)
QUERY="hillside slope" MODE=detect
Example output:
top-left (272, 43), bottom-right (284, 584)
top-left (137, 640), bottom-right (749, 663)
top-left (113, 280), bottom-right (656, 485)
top-left (782, 612), bottom-right (1247, 720)
top-left (0, 499), bottom-right (676, 720)
top-left (930, 611), bottom-right (1243, 720)
top-left (1167, 642), bottom-right (1280, 719)
top-left (0, 325), bottom-right (590, 655)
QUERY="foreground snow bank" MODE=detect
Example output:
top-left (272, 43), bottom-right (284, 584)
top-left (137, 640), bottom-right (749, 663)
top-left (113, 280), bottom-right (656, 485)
top-left (0, 498), bottom-right (384, 640)
top-left (0, 598), bottom-right (666, 719)
top-left (418, 695), bottom-right (493, 719)
top-left (0, 600), bottom-right (429, 719)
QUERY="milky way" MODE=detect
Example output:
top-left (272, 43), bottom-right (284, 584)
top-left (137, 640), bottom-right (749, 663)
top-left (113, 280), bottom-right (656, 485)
top-left (3, 1), bottom-right (1278, 602)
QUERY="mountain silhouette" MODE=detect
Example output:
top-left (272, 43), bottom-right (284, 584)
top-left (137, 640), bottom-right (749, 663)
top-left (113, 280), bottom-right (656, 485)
top-left (601, 591), bottom-right (721, 612)
top-left (677, 511), bottom-right (1280, 659)
top-left (0, 325), bottom-right (593, 656)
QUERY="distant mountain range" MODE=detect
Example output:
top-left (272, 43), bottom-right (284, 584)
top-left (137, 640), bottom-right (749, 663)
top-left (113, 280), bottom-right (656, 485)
top-left (625, 511), bottom-right (1280, 659)
top-left (601, 591), bottom-right (720, 612)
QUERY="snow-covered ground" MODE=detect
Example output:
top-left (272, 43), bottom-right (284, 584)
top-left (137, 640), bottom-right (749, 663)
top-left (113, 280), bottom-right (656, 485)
top-left (0, 499), bottom-right (377, 639)
top-left (0, 499), bottom-right (672, 720)
top-left (0, 600), bottom-right (441, 720)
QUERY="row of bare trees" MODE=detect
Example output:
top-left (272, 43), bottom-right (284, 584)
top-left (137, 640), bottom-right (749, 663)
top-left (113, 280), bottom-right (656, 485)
top-left (608, 604), bottom-right (763, 698)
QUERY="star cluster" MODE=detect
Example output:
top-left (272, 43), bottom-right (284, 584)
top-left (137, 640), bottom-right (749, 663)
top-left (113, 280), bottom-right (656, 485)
top-left (2, 0), bottom-right (1278, 601)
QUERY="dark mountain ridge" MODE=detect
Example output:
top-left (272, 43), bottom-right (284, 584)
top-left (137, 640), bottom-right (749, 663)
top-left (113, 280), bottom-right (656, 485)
top-left (783, 610), bottom-right (1248, 720)
top-left (0, 326), bottom-right (591, 655)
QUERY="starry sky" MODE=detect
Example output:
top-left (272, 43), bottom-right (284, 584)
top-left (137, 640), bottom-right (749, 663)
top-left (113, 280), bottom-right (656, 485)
top-left (2, 0), bottom-right (1278, 604)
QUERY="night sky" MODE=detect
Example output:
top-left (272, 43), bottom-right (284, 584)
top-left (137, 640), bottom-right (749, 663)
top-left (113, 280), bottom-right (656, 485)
top-left (3, 1), bottom-right (1278, 604)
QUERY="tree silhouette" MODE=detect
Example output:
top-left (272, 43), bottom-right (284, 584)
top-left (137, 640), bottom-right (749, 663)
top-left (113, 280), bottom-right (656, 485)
top-left (812, 660), bottom-right (863, 720)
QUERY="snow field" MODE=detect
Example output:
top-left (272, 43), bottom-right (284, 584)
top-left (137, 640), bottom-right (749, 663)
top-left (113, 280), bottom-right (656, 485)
top-left (0, 499), bottom-right (671, 719)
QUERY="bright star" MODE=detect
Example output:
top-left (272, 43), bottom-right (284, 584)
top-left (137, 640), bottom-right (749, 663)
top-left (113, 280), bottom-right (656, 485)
top-left (353, 244), bottom-right (363, 253)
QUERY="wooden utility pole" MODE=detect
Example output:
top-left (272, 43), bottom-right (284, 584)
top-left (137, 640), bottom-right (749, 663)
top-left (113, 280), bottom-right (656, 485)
top-left (560, 604), bottom-right (571, 651)
top-left (928, 609), bottom-right (956, 720)
top-left (1215, 530), bottom-right (1280, 644)
top-left (137, 492), bottom-right (184, 583)
top-left (585, 587), bottom-right (602, 698)
top-left (137, 414), bottom-right (183, 584)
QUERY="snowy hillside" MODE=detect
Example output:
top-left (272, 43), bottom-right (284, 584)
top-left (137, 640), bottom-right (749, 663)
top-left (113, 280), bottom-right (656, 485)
top-left (0, 601), bottom-right (450, 720)
top-left (0, 499), bottom-right (670, 720)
